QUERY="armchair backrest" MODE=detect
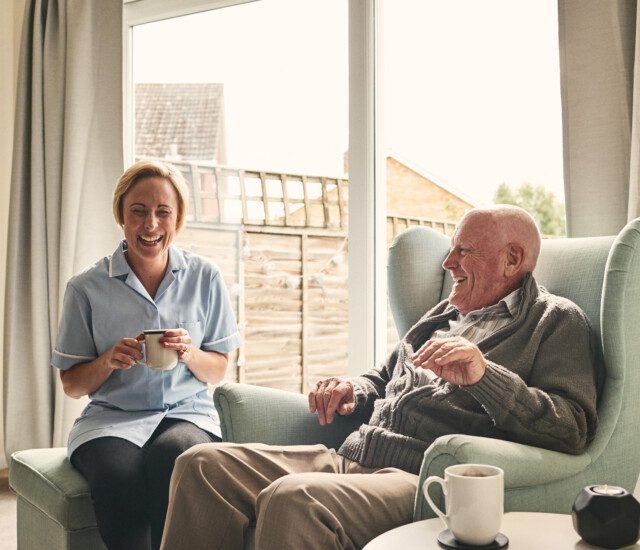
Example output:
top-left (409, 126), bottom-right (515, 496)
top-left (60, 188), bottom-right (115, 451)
top-left (387, 219), bottom-right (640, 489)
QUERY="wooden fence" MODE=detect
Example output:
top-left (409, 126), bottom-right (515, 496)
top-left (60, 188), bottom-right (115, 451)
top-left (164, 158), bottom-right (455, 393)
top-left (166, 158), bottom-right (458, 237)
top-left (174, 160), bottom-right (348, 229)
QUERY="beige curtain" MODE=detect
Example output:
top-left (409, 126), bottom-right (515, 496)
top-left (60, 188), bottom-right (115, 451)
top-left (0, 0), bottom-right (28, 470)
top-left (558, 0), bottom-right (640, 237)
top-left (3, 0), bottom-right (123, 462)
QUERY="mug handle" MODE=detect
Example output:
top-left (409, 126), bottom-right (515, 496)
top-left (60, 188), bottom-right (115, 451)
top-left (423, 476), bottom-right (449, 530)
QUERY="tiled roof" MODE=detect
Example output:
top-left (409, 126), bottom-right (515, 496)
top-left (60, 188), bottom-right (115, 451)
top-left (135, 83), bottom-right (225, 161)
top-left (387, 150), bottom-right (477, 207)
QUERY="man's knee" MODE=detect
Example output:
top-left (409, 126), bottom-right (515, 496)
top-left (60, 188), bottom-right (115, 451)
top-left (257, 474), bottom-right (321, 518)
top-left (172, 442), bottom-right (255, 484)
top-left (172, 442), bottom-right (219, 472)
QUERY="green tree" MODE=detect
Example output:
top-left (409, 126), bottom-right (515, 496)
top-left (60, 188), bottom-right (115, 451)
top-left (493, 182), bottom-right (566, 236)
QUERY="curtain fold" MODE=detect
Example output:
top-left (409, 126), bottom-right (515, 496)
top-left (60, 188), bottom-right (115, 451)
top-left (558, 0), bottom-right (640, 236)
top-left (3, 0), bottom-right (123, 462)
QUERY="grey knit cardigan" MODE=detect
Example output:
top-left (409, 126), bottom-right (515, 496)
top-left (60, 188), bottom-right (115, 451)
top-left (338, 273), bottom-right (599, 474)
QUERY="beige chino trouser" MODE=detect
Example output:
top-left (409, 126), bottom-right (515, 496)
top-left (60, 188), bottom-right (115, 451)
top-left (160, 442), bottom-right (419, 550)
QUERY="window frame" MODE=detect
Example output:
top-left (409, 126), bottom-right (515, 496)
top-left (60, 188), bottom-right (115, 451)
top-left (122, 0), bottom-right (387, 377)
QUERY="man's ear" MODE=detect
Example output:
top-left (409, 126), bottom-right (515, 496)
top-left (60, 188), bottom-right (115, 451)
top-left (504, 244), bottom-right (524, 276)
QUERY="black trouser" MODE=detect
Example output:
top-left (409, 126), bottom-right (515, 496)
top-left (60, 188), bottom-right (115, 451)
top-left (71, 417), bottom-right (220, 550)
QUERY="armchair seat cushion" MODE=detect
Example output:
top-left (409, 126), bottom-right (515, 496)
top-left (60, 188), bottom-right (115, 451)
top-left (9, 448), bottom-right (104, 549)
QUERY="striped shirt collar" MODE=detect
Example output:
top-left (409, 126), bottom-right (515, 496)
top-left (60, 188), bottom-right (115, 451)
top-left (456, 286), bottom-right (522, 322)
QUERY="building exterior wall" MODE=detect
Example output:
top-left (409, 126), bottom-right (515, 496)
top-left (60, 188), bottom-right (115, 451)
top-left (386, 156), bottom-right (473, 222)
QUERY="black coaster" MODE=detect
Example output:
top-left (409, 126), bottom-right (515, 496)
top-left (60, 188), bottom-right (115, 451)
top-left (437, 529), bottom-right (509, 549)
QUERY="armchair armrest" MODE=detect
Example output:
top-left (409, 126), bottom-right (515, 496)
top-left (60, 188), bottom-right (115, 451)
top-left (413, 434), bottom-right (592, 520)
top-left (213, 382), bottom-right (364, 449)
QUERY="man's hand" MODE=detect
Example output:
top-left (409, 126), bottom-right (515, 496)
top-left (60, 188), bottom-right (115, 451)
top-left (308, 377), bottom-right (356, 426)
top-left (411, 336), bottom-right (487, 386)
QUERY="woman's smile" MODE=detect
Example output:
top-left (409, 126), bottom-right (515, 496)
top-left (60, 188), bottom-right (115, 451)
top-left (138, 234), bottom-right (164, 246)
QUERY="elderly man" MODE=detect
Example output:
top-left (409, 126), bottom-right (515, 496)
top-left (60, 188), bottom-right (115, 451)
top-left (160, 206), bottom-right (598, 550)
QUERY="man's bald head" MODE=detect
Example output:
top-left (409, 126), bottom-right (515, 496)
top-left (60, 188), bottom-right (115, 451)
top-left (442, 205), bottom-right (541, 314)
top-left (461, 205), bottom-right (541, 272)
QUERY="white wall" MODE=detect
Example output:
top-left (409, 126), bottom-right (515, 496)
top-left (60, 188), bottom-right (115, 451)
top-left (0, 0), bottom-right (27, 469)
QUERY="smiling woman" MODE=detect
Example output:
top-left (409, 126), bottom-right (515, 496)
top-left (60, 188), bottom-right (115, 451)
top-left (53, 159), bottom-right (241, 549)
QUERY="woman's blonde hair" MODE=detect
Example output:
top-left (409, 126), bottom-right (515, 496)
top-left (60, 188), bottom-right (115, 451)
top-left (112, 160), bottom-right (190, 231)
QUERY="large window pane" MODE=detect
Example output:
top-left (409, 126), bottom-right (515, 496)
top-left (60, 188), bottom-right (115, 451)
top-left (131, 0), bottom-right (348, 392)
top-left (380, 0), bottom-right (565, 347)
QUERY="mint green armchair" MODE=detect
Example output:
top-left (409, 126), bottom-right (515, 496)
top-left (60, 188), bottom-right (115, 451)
top-left (214, 217), bottom-right (640, 524)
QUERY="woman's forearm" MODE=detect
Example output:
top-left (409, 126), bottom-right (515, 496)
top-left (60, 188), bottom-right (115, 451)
top-left (59, 336), bottom-right (143, 398)
top-left (184, 349), bottom-right (228, 385)
top-left (59, 355), bottom-right (114, 399)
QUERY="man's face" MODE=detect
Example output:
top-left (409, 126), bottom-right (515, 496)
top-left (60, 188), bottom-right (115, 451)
top-left (442, 213), bottom-right (510, 315)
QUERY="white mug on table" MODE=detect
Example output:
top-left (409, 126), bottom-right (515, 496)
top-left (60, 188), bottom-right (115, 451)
top-left (423, 463), bottom-right (504, 546)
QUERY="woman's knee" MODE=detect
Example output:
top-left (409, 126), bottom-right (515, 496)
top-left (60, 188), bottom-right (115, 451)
top-left (145, 426), bottom-right (215, 471)
top-left (146, 437), bottom-right (191, 470)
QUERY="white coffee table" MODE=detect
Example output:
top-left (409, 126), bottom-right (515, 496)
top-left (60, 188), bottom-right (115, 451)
top-left (364, 511), bottom-right (640, 549)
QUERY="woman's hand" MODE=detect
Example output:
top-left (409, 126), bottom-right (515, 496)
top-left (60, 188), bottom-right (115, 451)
top-left (60, 334), bottom-right (144, 398)
top-left (159, 329), bottom-right (192, 362)
top-left (157, 328), bottom-right (228, 384)
top-left (103, 335), bottom-right (144, 370)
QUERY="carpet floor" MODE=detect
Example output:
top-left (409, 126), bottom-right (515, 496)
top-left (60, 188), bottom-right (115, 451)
top-left (0, 469), bottom-right (17, 549)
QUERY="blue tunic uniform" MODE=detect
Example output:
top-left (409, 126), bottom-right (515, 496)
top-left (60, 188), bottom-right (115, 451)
top-left (52, 241), bottom-right (241, 456)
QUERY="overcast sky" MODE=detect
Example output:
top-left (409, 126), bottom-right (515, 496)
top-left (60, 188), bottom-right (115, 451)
top-left (133, 0), bottom-right (563, 206)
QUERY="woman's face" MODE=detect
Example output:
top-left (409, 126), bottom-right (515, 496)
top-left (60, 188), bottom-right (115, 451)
top-left (121, 176), bottom-right (180, 268)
